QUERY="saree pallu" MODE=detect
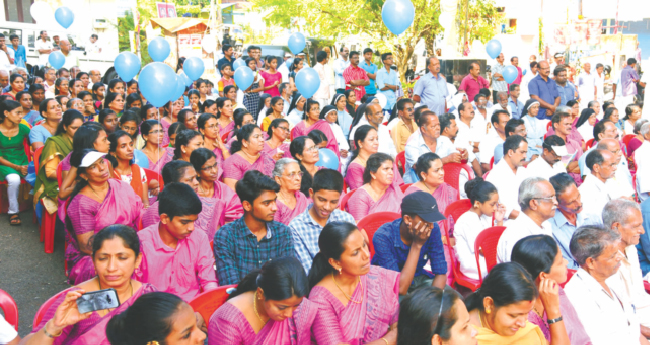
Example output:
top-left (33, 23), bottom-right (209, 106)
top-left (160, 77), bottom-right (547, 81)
top-left (218, 120), bottom-right (235, 138)
top-left (274, 191), bottom-right (310, 225)
top-left (291, 120), bottom-right (340, 158)
top-left (161, 117), bottom-right (172, 148)
top-left (214, 181), bottom-right (243, 223)
top-left (211, 146), bottom-right (225, 180)
top-left (474, 321), bottom-right (547, 345)
top-left (262, 141), bottom-right (292, 161)
top-left (149, 147), bottom-right (175, 175)
top-left (197, 196), bottom-right (226, 240)
top-left (31, 284), bottom-right (157, 345)
top-left (34, 135), bottom-right (73, 214)
top-left (344, 162), bottom-right (403, 191)
top-left (222, 151), bottom-right (276, 180)
top-left (347, 184), bottom-right (404, 221)
top-left (310, 266), bottom-right (400, 344)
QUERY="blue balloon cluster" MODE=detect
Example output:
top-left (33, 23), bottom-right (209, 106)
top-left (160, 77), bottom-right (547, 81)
top-left (54, 7), bottom-right (74, 29)
top-left (288, 32), bottom-right (306, 55)
top-left (381, 0), bottom-right (415, 35)
top-left (233, 59), bottom-right (247, 71)
top-left (114, 52), bottom-right (141, 82)
top-left (139, 62), bottom-right (177, 107)
top-left (183, 57), bottom-right (205, 80)
top-left (148, 37), bottom-right (171, 62)
top-left (294, 67), bottom-right (320, 98)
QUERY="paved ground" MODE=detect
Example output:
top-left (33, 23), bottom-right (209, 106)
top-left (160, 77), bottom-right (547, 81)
top-left (0, 210), bottom-right (68, 336)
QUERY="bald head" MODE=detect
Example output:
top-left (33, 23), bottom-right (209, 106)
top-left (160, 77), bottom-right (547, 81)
top-left (0, 70), bottom-right (8, 88)
top-left (59, 40), bottom-right (71, 53)
top-left (597, 138), bottom-right (623, 163)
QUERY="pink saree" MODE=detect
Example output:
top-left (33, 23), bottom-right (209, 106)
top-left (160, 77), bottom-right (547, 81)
top-left (344, 162), bottom-right (403, 191)
top-left (31, 284), bottom-right (157, 345)
top-left (274, 191), bottom-right (310, 225)
top-left (347, 185), bottom-right (404, 221)
top-left (310, 266), bottom-right (400, 345)
top-left (262, 141), bottom-right (292, 161)
top-left (291, 120), bottom-right (340, 158)
top-left (141, 201), bottom-right (160, 229)
top-left (211, 147), bottom-right (225, 180)
top-left (161, 117), bottom-right (172, 148)
top-left (222, 151), bottom-right (276, 180)
top-left (214, 181), bottom-right (244, 223)
top-left (147, 147), bottom-right (174, 175)
top-left (197, 196), bottom-right (226, 240)
top-left (65, 179), bottom-right (143, 284)
top-left (218, 120), bottom-right (236, 138)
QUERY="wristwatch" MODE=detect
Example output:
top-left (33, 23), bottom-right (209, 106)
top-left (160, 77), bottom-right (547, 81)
top-left (547, 316), bottom-right (563, 325)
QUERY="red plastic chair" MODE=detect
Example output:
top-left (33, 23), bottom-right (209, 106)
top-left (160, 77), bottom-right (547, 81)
top-left (143, 168), bottom-right (164, 191)
top-left (585, 138), bottom-right (595, 149)
top-left (474, 226), bottom-right (507, 281)
top-left (356, 212), bottom-right (401, 257)
top-left (339, 188), bottom-right (356, 211)
top-left (189, 285), bottom-right (237, 324)
top-left (560, 269), bottom-right (577, 288)
top-left (400, 183), bottom-right (412, 193)
top-left (644, 281), bottom-right (650, 294)
top-left (442, 163), bottom-right (473, 192)
top-left (443, 199), bottom-right (472, 237)
top-left (33, 289), bottom-right (71, 328)
top-left (0, 289), bottom-right (18, 331)
top-left (0, 138), bottom-right (32, 214)
top-left (396, 151), bottom-right (406, 176)
top-left (33, 145), bottom-right (44, 173)
top-left (440, 217), bottom-right (481, 291)
top-left (622, 134), bottom-right (635, 148)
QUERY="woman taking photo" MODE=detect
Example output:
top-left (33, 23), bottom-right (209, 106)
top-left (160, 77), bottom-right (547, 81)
top-left (23, 225), bottom-right (157, 345)
top-left (29, 99), bottom-right (61, 150)
top-left (346, 152), bottom-right (404, 221)
top-left (261, 96), bottom-right (285, 131)
top-left (223, 124), bottom-right (275, 191)
top-left (216, 97), bottom-right (235, 137)
top-left (177, 109), bottom-right (197, 131)
top-left (77, 91), bottom-right (97, 122)
top-left (511, 235), bottom-right (589, 344)
top-left (198, 113), bottom-right (230, 178)
top-left (289, 136), bottom-right (321, 198)
top-left (264, 118), bottom-right (291, 161)
top-left (259, 56), bottom-right (282, 97)
top-left (345, 125), bottom-right (402, 190)
top-left (107, 130), bottom-right (151, 209)
top-left (521, 99), bottom-right (545, 159)
top-left (3, 73), bottom-right (25, 99)
top-left (291, 99), bottom-right (340, 158)
top-left (0, 100), bottom-right (29, 226)
top-left (309, 221), bottom-right (400, 344)
top-left (209, 256), bottom-right (334, 345)
top-left (331, 93), bottom-right (354, 139)
top-left (63, 150), bottom-right (143, 284)
top-left (140, 119), bottom-right (170, 175)
top-left (104, 92), bottom-right (125, 117)
top-left (69, 79), bottom-right (84, 99)
top-left (272, 158), bottom-right (309, 225)
top-left (16, 90), bottom-right (41, 125)
top-left (242, 57), bottom-right (264, 115)
top-left (320, 105), bottom-right (350, 159)
top-left (287, 92), bottom-right (306, 126)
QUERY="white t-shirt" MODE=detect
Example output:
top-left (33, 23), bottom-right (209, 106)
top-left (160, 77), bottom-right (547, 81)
top-left (35, 39), bottom-right (53, 66)
top-left (86, 40), bottom-right (101, 54)
top-left (0, 314), bottom-right (17, 344)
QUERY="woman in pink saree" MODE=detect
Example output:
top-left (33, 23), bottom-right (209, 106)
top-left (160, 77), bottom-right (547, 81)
top-left (308, 222), bottom-right (400, 345)
top-left (222, 124), bottom-right (276, 191)
top-left (23, 225), bottom-right (157, 345)
top-left (160, 96), bottom-right (183, 148)
top-left (403, 152), bottom-right (459, 220)
top-left (347, 153), bottom-right (404, 221)
top-left (273, 158), bottom-right (310, 225)
top-left (138, 119), bottom-right (171, 175)
top-left (198, 113), bottom-right (230, 180)
top-left (216, 97), bottom-right (236, 137)
top-left (291, 99), bottom-right (340, 158)
top-left (264, 118), bottom-right (292, 161)
top-left (345, 125), bottom-right (402, 190)
top-left (208, 256), bottom-right (338, 345)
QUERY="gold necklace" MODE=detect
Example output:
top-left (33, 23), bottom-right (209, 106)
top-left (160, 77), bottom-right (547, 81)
top-left (332, 272), bottom-right (363, 304)
top-left (277, 191), bottom-right (294, 206)
top-left (253, 291), bottom-right (269, 326)
top-left (241, 149), bottom-right (260, 162)
top-left (87, 183), bottom-right (106, 200)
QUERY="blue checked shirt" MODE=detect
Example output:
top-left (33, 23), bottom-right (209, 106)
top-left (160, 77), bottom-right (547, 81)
top-left (549, 210), bottom-right (597, 270)
top-left (289, 206), bottom-right (356, 273)
top-left (214, 218), bottom-right (294, 285)
top-left (371, 218), bottom-right (447, 280)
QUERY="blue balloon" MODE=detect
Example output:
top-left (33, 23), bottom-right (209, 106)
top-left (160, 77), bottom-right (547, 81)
top-left (234, 66), bottom-right (254, 91)
top-left (381, 0), bottom-right (415, 35)
top-left (183, 57), bottom-right (205, 80)
top-left (233, 59), bottom-right (246, 71)
top-left (502, 65), bottom-right (518, 84)
top-left (138, 62), bottom-right (176, 107)
top-left (288, 32), bottom-right (306, 55)
top-left (54, 7), bottom-right (74, 29)
top-left (522, 69), bottom-right (527, 76)
top-left (315, 148), bottom-right (338, 170)
top-left (294, 67), bottom-right (320, 98)
top-left (486, 39), bottom-right (502, 59)
top-left (148, 37), bottom-right (171, 62)
top-left (183, 73), bottom-right (193, 87)
top-left (171, 75), bottom-right (186, 102)
top-left (48, 51), bottom-right (65, 69)
top-left (114, 52), bottom-right (141, 82)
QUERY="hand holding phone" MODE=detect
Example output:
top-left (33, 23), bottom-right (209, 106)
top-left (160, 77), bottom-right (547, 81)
top-left (76, 288), bottom-right (121, 314)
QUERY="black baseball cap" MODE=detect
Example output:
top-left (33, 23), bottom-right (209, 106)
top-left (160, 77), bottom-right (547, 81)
top-left (401, 192), bottom-right (446, 223)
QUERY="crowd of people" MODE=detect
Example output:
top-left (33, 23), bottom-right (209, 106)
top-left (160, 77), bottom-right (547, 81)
top-left (0, 41), bottom-right (649, 345)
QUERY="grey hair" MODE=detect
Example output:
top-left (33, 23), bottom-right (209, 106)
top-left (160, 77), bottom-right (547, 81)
top-left (588, 100), bottom-right (600, 109)
top-left (497, 91), bottom-right (508, 100)
top-left (640, 122), bottom-right (650, 136)
top-left (11, 67), bottom-right (27, 74)
top-left (272, 158), bottom-right (299, 178)
top-left (554, 105), bottom-right (572, 117)
top-left (570, 225), bottom-right (621, 266)
top-left (518, 177), bottom-right (548, 210)
top-left (602, 199), bottom-right (641, 229)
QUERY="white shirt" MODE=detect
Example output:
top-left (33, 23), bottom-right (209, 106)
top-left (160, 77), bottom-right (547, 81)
top-left (287, 108), bottom-right (303, 126)
top-left (580, 146), bottom-right (634, 196)
top-left (456, 118), bottom-right (483, 145)
top-left (404, 131), bottom-right (457, 173)
top-left (577, 71), bottom-right (596, 102)
top-left (608, 245), bottom-right (650, 327)
top-left (578, 174), bottom-right (611, 222)
top-left (454, 211), bottom-right (492, 280)
top-left (329, 123), bottom-right (350, 151)
top-left (565, 268), bottom-right (642, 345)
top-left (0, 51), bottom-right (11, 71)
top-left (624, 120), bottom-right (635, 135)
top-left (525, 156), bottom-right (567, 180)
top-left (595, 71), bottom-right (606, 101)
top-left (35, 39), bottom-right (53, 66)
top-left (62, 52), bottom-right (78, 69)
top-left (0, 314), bottom-right (17, 344)
top-left (350, 118), bottom-right (396, 158)
top-left (278, 63), bottom-right (290, 83)
top-left (519, 71), bottom-right (537, 102)
top-left (486, 159), bottom-right (527, 218)
top-left (636, 141), bottom-right (650, 194)
top-left (478, 131), bottom-right (505, 164)
top-left (496, 211), bottom-right (553, 263)
top-left (85, 39), bottom-right (101, 54)
top-left (333, 57), bottom-right (351, 90)
top-left (313, 62), bottom-right (331, 100)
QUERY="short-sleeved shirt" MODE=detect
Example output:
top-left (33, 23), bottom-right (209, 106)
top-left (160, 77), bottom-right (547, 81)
top-left (35, 39), bottom-right (53, 66)
top-left (360, 61), bottom-right (378, 94)
top-left (343, 64), bottom-right (369, 100)
top-left (371, 218), bottom-right (447, 279)
top-left (508, 97), bottom-right (525, 119)
top-left (528, 74), bottom-right (559, 119)
top-left (491, 63), bottom-right (508, 92)
top-left (9, 44), bottom-right (26, 68)
top-left (376, 67), bottom-right (399, 109)
top-left (29, 124), bottom-right (52, 145)
top-left (217, 56), bottom-right (234, 72)
top-left (556, 82), bottom-right (579, 106)
top-left (458, 74), bottom-right (490, 103)
top-left (413, 72), bottom-right (449, 116)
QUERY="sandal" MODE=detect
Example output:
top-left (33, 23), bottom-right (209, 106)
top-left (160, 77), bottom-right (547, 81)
top-left (9, 214), bottom-right (21, 226)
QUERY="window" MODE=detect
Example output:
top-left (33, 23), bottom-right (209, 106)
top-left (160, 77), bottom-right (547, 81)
top-left (4, 0), bottom-right (35, 23)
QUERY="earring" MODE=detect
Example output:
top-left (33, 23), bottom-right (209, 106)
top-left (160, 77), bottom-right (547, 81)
top-left (337, 268), bottom-right (342, 274)
top-left (486, 307), bottom-right (491, 314)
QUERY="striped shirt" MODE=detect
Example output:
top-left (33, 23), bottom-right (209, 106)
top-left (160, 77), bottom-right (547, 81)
top-left (343, 64), bottom-right (369, 100)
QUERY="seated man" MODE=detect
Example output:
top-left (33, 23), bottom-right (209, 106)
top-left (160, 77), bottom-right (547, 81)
top-left (497, 177), bottom-right (556, 262)
top-left (371, 191), bottom-right (447, 295)
top-left (635, 123), bottom-right (650, 201)
top-left (439, 113), bottom-right (482, 197)
top-left (565, 225), bottom-right (648, 345)
top-left (548, 110), bottom-right (583, 183)
top-left (142, 160), bottom-right (199, 228)
top-left (579, 149), bottom-right (617, 221)
top-left (214, 170), bottom-right (294, 285)
top-left (549, 173), bottom-right (598, 270)
top-left (493, 118), bottom-right (527, 165)
top-left (596, 138), bottom-right (635, 200)
top-left (526, 135), bottom-right (569, 180)
top-left (603, 199), bottom-right (650, 337)
top-left (578, 120), bottom-right (619, 177)
top-left (136, 182), bottom-right (218, 302)
top-left (478, 109), bottom-right (509, 172)
top-left (486, 135), bottom-right (529, 220)
top-left (290, 169), bottom-right (355, 273)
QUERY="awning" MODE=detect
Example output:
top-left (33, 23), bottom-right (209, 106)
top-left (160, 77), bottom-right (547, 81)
top-left (149, 18), bottom-right (209, 33)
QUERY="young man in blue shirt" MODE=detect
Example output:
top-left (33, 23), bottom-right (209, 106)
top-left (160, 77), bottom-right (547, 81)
top-left (361, 48), bottom-right (378, 97)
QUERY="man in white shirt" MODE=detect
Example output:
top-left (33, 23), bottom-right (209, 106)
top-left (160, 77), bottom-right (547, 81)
top-left (0, 34), bottom-right (14, 70)
top-left (312, 51), bottom-right (330, 109)
top-left (565, 226), bottom-right (647, 345)
top-left (478, 109), bottom-right (509, 172)
top-left (487, 135), bottom-right (528, 220)
top-left (493, 91), bottom-right (513, 116)
top-left (333, 46), bottom-right (350, 94)
top-left (603, 199), bottom-right (650, 337)
top-left (35, 30), bottom-right (54, 67)
top-left (85, 34), bottom-right (102, 54)
top-left (577, 62), bottom-right (597, 105)
top-left (496, 177), bottom-right (556, 262)
top-left (87, 69), bottom-right (102, 90)
top-left (579, 149), bottom-right (617, 221)
top-left (350, 103), bottom-right (396, 158)
top-left (636, 123), bottom-right (650, 201)
top-left (526, 135), bottom-right (568, 180)
top-left (471, 93), bottom-right (490, 144)
top-left (278, 52), bottom-right (292, 83)
top-left (456, 102), bottom-right (481, 158)
top-left (439, 113), bottom-right (482, 178)
top-left (578, 120), bottom-right (620, 177)
top-left (588, 138), bottom-right (635, 200)
top-left (59, 40), bottom-right (78, 70)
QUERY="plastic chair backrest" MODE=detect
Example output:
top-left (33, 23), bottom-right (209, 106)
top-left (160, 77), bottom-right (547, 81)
top-left (474, 226), bottom-right (507, 281)
top-left (442, 163), bottom-right (473, 191)
top-left (143, 168), bottom-right (164, 190)
top-left (34, 288), bottom-right (71, 329)
top-left (339, 188), bottom-right (356, 211)
top-left (400, 183), bottom-right (412, 193)
top-left (396, 151), bottom-right (406, 176)
top-left (443, 199), bottom-right (472, 238)
top-left (586, 138), bottom-right (595, 149)
top-left (189, 285), bottom-right (237, 324)
top-left (34, 145), bottom-right (44, 173)
top-left (356, 212), bottom-right (401, 257)
top-left (622, 134), bottom-right (635, 148)
top-left (0, 289), bottom-right (18, 331)
top-left (546, 121), bottom-right (552, 131)
top-left (24, 137), bottom-right (32, 162)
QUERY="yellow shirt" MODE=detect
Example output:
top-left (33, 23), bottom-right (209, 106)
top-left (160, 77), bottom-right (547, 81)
top-left (391, 119), bottom-right (418, 153)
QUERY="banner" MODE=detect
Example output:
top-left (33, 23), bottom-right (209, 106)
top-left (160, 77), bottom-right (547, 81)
top-left (554, 20), bottom-right (602, 48)
top-left (156, 2), bottom-right (177, 18)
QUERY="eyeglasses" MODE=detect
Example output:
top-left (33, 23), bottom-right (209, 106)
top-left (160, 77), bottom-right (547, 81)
top-left (201, 163), bottom-right (219, 171)
top-left (206, 124), bottom-right (218, 130)
top-left (149, 130), bottom-right (162, 135)
top-left (535, 196), bottom-right (557, 203)
top-left (284, 171), bottom-right (304, 179)
top-left (304, 146), bottom-right (318, 153)
top-left (277, 126), bottom-right (290, 132)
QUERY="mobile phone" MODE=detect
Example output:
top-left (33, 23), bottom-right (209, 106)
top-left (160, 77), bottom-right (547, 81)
top-left (76, 288), bottom-right (120, 314)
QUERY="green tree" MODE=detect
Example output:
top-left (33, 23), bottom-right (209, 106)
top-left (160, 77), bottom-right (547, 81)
top-left (456, 0), bottom-right (502, 45)
top-left (117, 10), bottom-right (152, 67)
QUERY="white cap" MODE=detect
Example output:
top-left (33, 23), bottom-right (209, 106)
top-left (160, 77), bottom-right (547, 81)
top-left (79, 151), bottom-right (107, 167)
top-left (551, 145), bottom-right (570, 156)
top-left (297, 52), bottom-right (306, 56)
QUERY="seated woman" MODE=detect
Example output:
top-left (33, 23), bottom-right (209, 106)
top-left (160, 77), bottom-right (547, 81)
top-left (98, 108), bottom-right (118, 134)
top-left (167, 122), bottom-right (185, 148)
top-left (107, 78), bottom-right (126, 95)
top-left (118, 110), bottom-right (144, 153)
top-left (198, 113), bottom-right (230, 179)
top-left (140, 103), bottom-right (158, 121)
top-left (0, 100), bottom-right (30, 226)
top-left (187, 89), bottom-right (201, 113)
top-left (522, 100), bottom-right (546, 159)
top-left (226, 109), bottom-right (257, 145)
top-left (216, 97), bottom-right (235, 137)
top-left (209, 256), bottom-right (334, 345)
top-left (264, 118), bottom-right (292, 161)
top-left (256, 94), bottom-right (272, 125)
top-left (309, 222), bottom-right (400, 344)
top-left (290, 136), bottom-right (322, 198)
top-left (603, 107), bottom-right (624, 137)
top-left (345, 125), bottom-right (402, 190)
top-left (286, 92), bottom-right (306, 126)
top-left (107, 130), bottom-right (151, 209)
top-left (222, 124), bottom-right (275, 191)
top-left (140, 120), bottom-right (172, 175)
top-left (178, 108), bottom-right (197, 131)
top-left (465, 262), bottom-right (547, 344)
top-left (2, 73), bottom-right (25, 99)
top-left (512, 234), bottom-right (590, 344)
top-left (347, 152), bottom-right (404, 221)
top-left (321, 105), bottom-right (350, 159)
top-left (77, 91), bottom-right (97, 122)
top-left (160, 96), bottom-right (183, 147)
top-left (69, 79), bottom-right (84, 99)
top-left (628, 119), bottom-right (648, 159)
top-left (29, 98), bottom-right (61, 151)
top-left (272, 158), bottom-right (309, 225)
top-left (29, 83), bottom-right (46, 113)
top-left (104, 92), bottom-right (125, 118)
top-left (398, 286), bottom-right (477, 345)
top-left (331, 93), bottom-right (354, 139)
top-left (291, 99), bottom-right (340, 158)
top-left (64, 150), bottom-right (142, 284)
top-left (223, 85), bottom-right (239, 109)
top-left (66, 98), bottom-right (84, 114)
top-left (56, 95), bottom-right (70, 112)
top-left (201, 99), bottom-right (218, 115)
top-left (22, 225), bottom-right (157, 345)
top-left (576, 108), bottom-right (597, 142)
top-left (107, 292), bottom-right (206, 345)
top-left (16, 90), bottom-right (42, 125)
top-left (157, 129), bottom-right (204, 172)
top-left (124, 93), bottom-right (142, 110)
top-left (91, 83), bottom-right (105, 112)
top-left (454, 178), bottom-right (505, 281)
top-left (261, 96), bottom-right (285, 131)
top-left (34, 110), bottom-right (84, 214)
top-left (404, 152), bottom-right (458, 214)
